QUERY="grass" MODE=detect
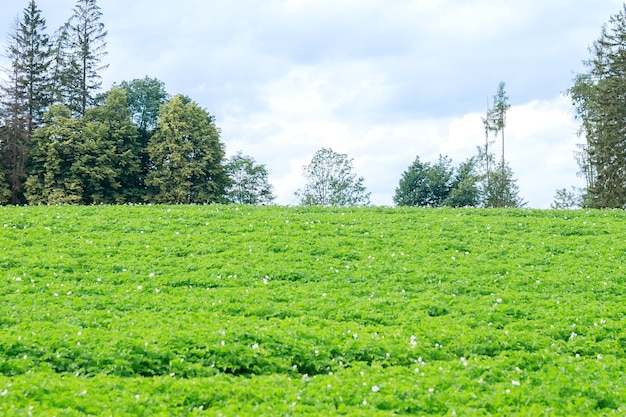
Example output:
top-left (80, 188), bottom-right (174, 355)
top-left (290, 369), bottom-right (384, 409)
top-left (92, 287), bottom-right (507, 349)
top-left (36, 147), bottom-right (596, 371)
top-left (0, 204), bottom-right (625, 415)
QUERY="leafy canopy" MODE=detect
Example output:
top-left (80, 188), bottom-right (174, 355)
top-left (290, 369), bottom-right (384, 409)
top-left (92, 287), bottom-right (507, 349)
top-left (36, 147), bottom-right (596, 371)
top-left (295, 147), bottom-right (370, 207)
top-left (225, 151), bottom-right (275, 205)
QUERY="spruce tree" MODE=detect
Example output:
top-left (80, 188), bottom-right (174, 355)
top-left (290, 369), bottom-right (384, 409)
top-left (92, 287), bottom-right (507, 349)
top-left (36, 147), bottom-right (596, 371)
top-left (0, 1), bottom-right (52, 204)
top-left (570, 5), bottom-right (626, 208)
top-left (53, 0), bottom-right (108, 116)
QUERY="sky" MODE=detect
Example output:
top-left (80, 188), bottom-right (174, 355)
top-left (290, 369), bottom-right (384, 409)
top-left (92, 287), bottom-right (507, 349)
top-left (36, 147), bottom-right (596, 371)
top-left (1, 0), bottom-right (623, 207)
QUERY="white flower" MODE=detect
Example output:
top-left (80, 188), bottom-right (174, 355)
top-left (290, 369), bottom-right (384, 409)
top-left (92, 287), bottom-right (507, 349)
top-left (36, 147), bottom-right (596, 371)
top-left (511, 380), bottom-right (521, 386)
top-left (252, 343), bottom-right (259, 350)
top-left (570, 332), bottom-right (577, 340)
top-left (496, 298), bottom-right (502, 303)
top-left (149, 273), bottom-right (155, 278)
top-left (371, 385), bottom-right (380, 393)
top-left (353, 333), bottom-right (358, 339)
top-left (137, 285), bottom-right (142, 290)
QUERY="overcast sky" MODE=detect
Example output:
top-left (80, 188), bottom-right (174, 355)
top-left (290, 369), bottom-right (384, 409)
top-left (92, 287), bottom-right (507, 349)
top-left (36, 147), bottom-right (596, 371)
top-left (1, 0), bottom-right (623, 206)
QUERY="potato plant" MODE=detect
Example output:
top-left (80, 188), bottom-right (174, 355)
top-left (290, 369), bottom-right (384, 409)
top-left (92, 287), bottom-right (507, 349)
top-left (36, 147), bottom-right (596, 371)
top-left (0, 205), bottom-right (625, 415)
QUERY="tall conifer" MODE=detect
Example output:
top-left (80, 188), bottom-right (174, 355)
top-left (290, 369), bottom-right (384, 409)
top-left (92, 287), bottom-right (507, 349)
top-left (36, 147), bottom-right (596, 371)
top-left (0, 0), bottom-right (52, 204)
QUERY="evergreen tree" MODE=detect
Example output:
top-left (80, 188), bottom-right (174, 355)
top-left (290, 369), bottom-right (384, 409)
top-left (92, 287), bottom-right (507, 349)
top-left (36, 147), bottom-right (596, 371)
top-left (551, 187), bottom-right (582, 210)
top-left (570, 5), bottom-right (626, 208)
top-left (0, 1), bottom-right (52, 204)
top-left (295, 148), bottom-right (370, 207)
top-left (394, 155), bottom-right (480, 207)
top-left (483, 161), bottom-right (525, 208)
top-left (443, 158), bottom-right (481, 207)
top-left (53, 0), bottom-right (108, 116)
top-left (145, 95), bottom-right (227, 204)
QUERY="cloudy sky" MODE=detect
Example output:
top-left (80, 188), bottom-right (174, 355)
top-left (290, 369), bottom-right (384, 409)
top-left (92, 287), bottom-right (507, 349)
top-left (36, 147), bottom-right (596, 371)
top-left (1, 0), bottom-right (623, 206)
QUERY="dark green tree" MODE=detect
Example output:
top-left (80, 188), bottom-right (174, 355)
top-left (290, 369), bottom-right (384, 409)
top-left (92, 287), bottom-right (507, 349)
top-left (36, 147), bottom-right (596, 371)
top-left (394, 155), bottom-right (480, 207)
top-left (145, 95), bottom-right (227, 204)
top-left (117, 77), bottom-right (169, 194)
top-left (443, 158), bottom-right (481, 207)
top-left (551, 187), bottom-right (582, 210)
top-left (0, 1), bottom-right (52, 204)
top-left (483, 161), bottom-right (525, 208)
top-left (25, 89), bottom-right (140, 204)
top-left (295, 147), bottom-right (370, 206)
top-left (81, 87), bottom-right (141, 203)
top-left (53, 0), bottom-right (108, 116)
top-left (570, 5), bottom-right (626, 208)
top-left (24, 104), bottom-right (84, 204)
top-left (225, 151), bottom-right (275, 205)
top-left (394, 155), bottom-right (452, 207)
top-left (118, 77), bottom-right (168, 133)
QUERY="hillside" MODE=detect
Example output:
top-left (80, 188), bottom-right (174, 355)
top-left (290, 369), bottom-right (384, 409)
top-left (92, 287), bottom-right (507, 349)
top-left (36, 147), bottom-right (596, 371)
top-left (1, 205), bottom-right (625, 415)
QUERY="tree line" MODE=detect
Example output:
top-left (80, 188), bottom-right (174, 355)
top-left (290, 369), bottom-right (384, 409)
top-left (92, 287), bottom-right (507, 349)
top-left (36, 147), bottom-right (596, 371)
top-left (0, 0), bottom-right (275, 206)
top-left (1, 1), bottom-right (624, 208)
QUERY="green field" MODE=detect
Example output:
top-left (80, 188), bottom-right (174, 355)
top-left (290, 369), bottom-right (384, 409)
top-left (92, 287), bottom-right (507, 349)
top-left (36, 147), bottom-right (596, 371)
top-left (1, 205), bottom-right (625, 416)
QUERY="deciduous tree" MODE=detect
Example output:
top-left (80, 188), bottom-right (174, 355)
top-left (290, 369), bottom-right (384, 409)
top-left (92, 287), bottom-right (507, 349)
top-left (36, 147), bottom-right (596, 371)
top-left (145, 95), bottom-right (227, 204)
top-left (295, 148), bottom-right (370, 206)
top-left (225, 151), bottom-right (275, 205)
top-left (25, 89), bottom-right (140, 204)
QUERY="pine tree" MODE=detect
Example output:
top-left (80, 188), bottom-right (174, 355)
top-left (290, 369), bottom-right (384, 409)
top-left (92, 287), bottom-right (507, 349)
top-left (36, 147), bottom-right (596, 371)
top-left (53, 0), bottom-right (108, 116)
top-left (0, 1), bottom-right (52, 204)
top-left (570, 5), bottom-right (626, 208)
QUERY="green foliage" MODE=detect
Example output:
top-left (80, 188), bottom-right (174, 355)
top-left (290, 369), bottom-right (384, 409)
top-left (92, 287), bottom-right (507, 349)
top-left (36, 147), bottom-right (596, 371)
top-left (54, 0), bottom-right (108, 116)
top-left (0, 0), bottom-right (52, 205)
top-left (118, 77), bottom-right (168, 133)
top-left (295, 147), bottom-right (370, 206)
top-left (224, 151), bottom-right (275, 205)
top-left (145, 95), bottom-right (227, 204)
top-left (551, 187), bottom-right (582, 210)
top-left (24, 104), bottom-right (84, 204)
top-left (394, 155), bottom-right (480, 207)
top-left (570, 5), bottom-right (626, 208)
top-left (25, 89), bottom-right (140, 204)
top-left (483, 161), bottom-right (526, 208)
top-left (0, 205), bottom-right (625, 415)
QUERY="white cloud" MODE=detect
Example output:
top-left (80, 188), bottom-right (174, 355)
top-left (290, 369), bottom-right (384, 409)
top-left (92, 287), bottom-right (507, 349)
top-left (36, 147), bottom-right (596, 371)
top-left (0, 0), bottom-right (616, 207)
